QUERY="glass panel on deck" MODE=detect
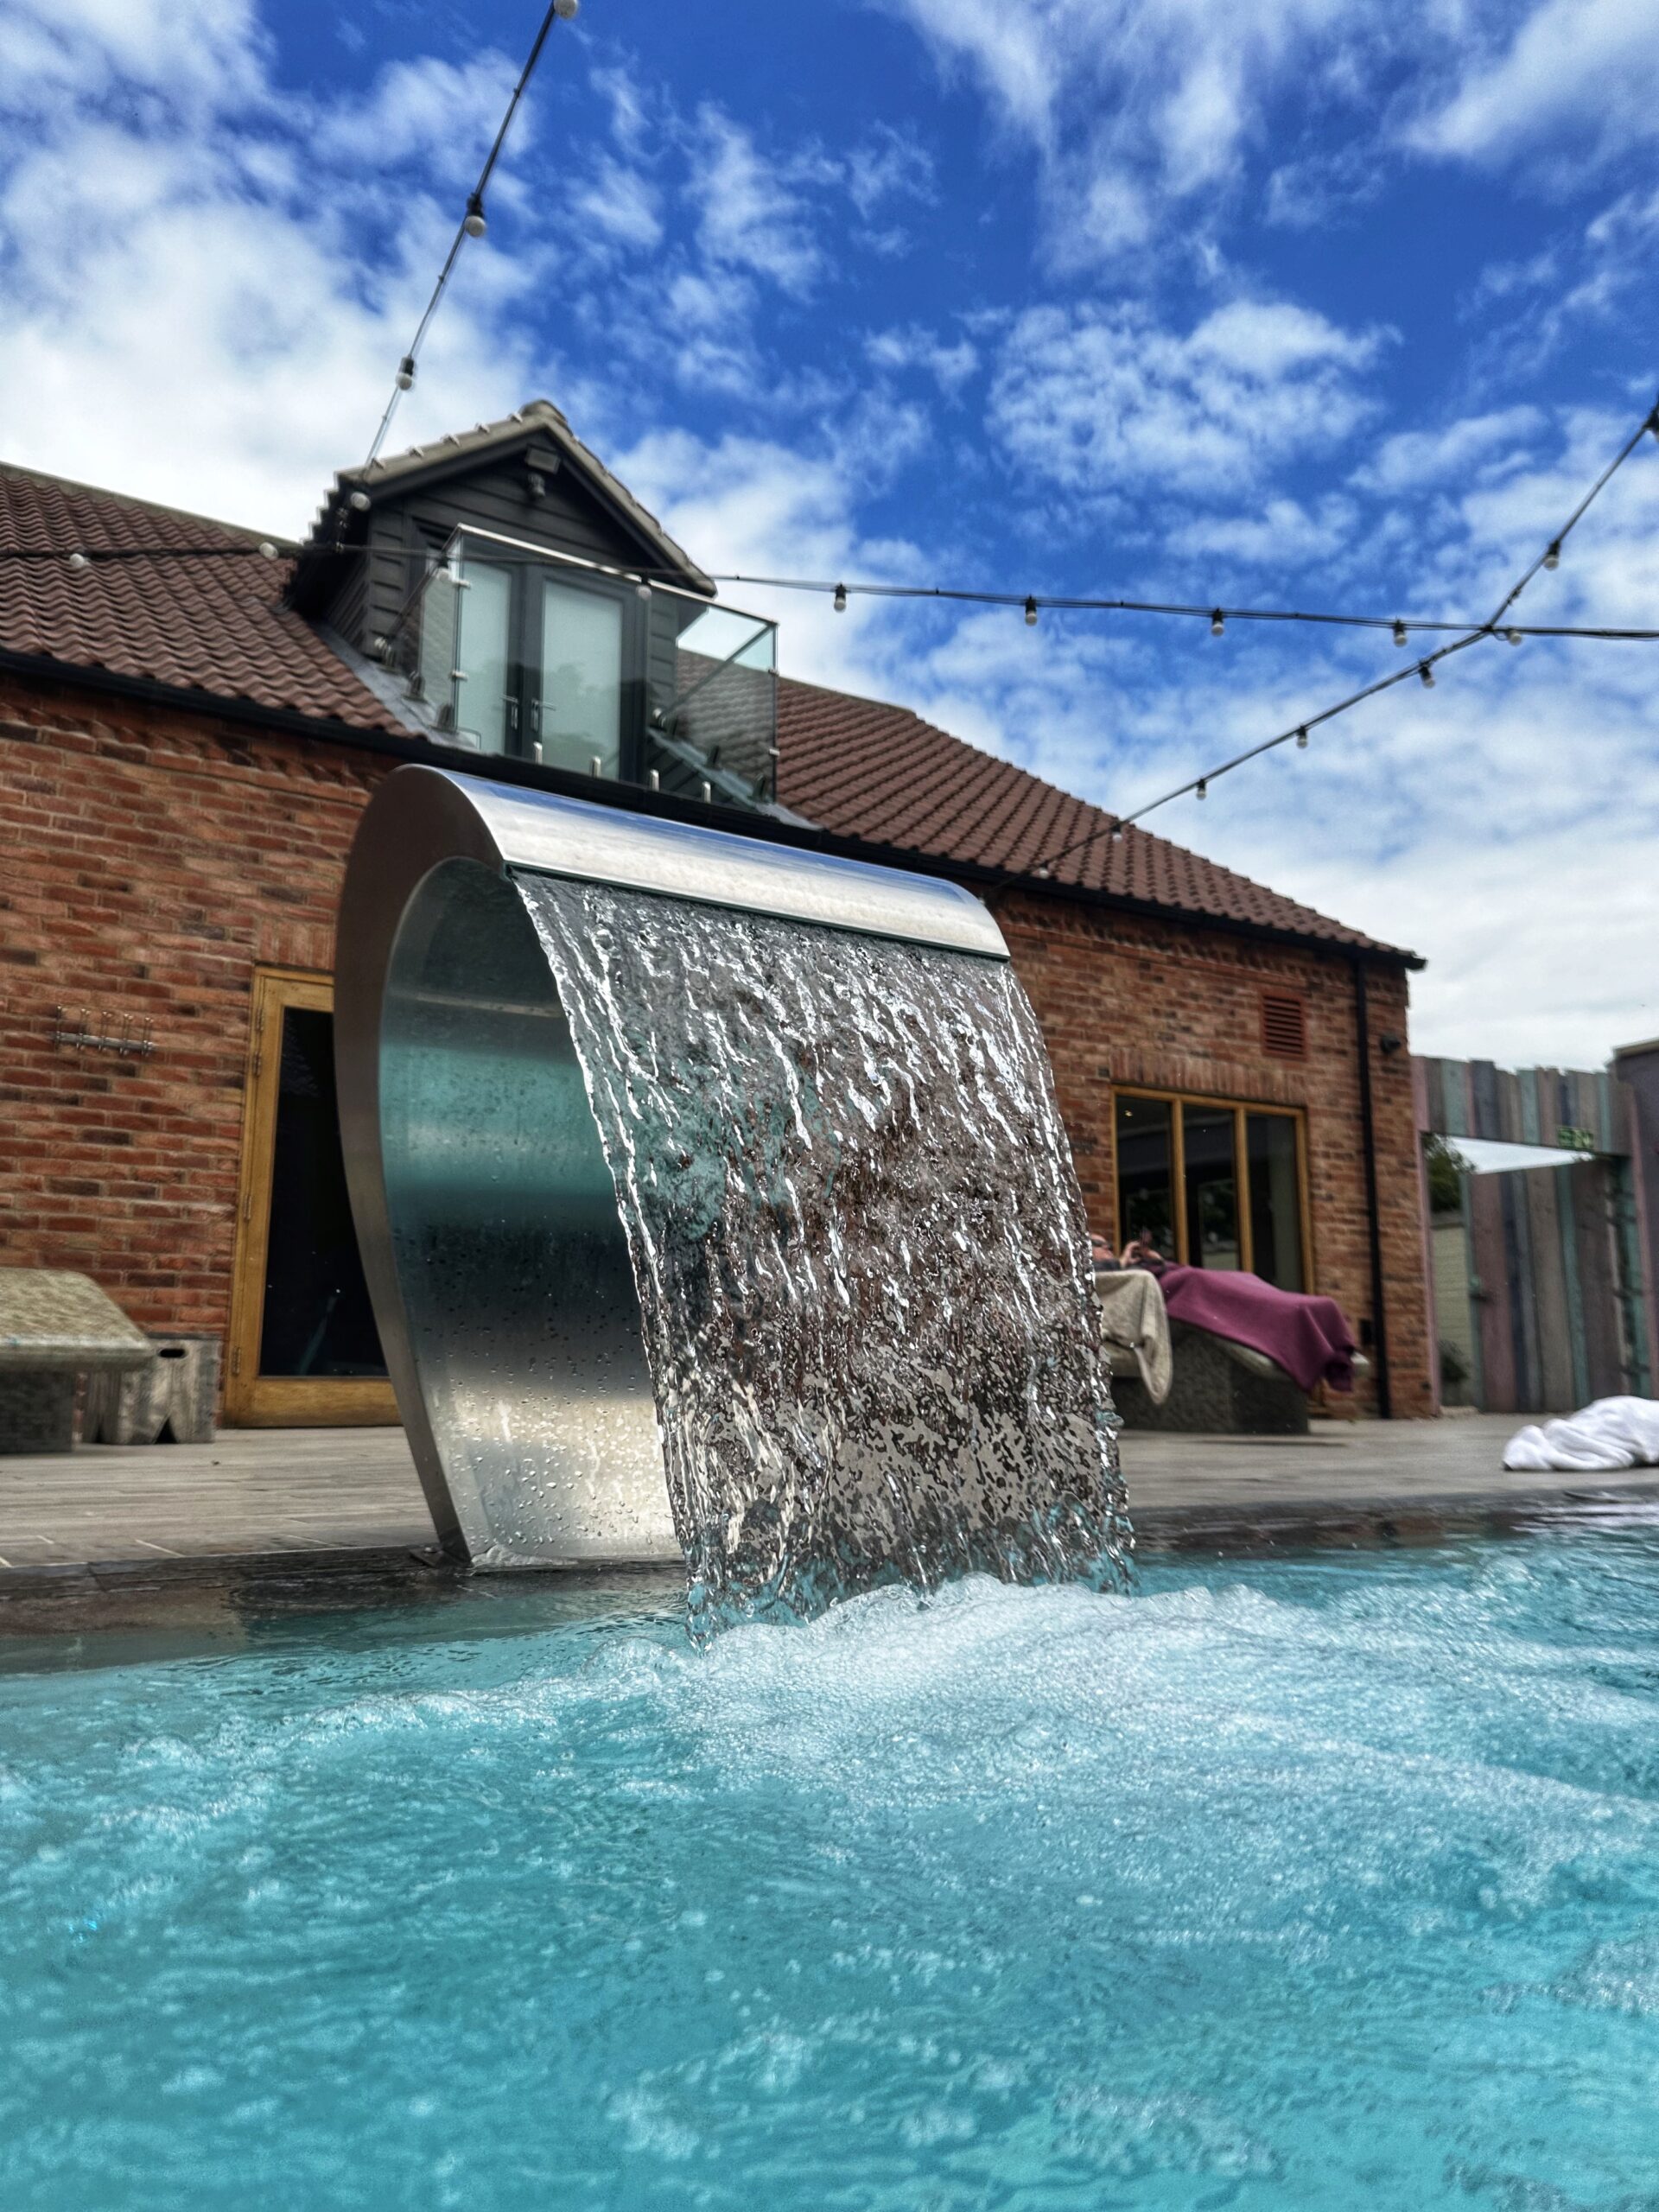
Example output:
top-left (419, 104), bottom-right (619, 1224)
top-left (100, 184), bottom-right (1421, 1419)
top-left (1247, 1113), bottom-right (1305, 1291)
top-left (540, 580), bottom-right (623, 776)
top-left (1115, 1094), bottom-right (1175, 1259)
top-left (259, 1008), bottom-right (387, 1378)
top-left (658, 601), bottom-right (777, 801)
top-left (1182, 1103), bottom-right (1242, 1270)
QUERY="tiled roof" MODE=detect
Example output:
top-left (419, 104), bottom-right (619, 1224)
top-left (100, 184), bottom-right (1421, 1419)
top-left (777, 676), bottom-right (1402, 954)
top-left (0, 461), bottom-right (1408, 957)
top-left (0, 464), bottom-right (399, 728)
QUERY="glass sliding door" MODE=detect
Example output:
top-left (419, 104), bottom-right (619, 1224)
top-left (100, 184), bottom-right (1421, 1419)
top-left (453, 559), bottom-right (514, 754)
top-left (1181, 1103), bottom-right (1243, 1270)
top-left (226, 970), bottom-right (397, 1426)
top-left (1114, 1093), bottom-right (1176, 1257)
top-left (539, 578), bottom-right (623, 777)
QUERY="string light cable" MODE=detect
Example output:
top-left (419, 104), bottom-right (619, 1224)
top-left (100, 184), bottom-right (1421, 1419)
top-left (363, 0), bottom-right (579, 470)
top-left (1020, 389), bottom-right (1659, 878)
top-left (6, 539), bottom-right (1658, 652)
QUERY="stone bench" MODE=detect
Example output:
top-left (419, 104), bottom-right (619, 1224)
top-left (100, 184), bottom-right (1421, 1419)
top-left (0, 1269), bottom-right (157, 1454)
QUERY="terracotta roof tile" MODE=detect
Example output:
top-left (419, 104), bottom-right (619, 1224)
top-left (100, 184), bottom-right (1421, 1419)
top-left (0, 465), bottom-right (401, 730)
top-left (0, 462), bottom-right (1409, 957)
top-left (777, 676), bottom-right (1405, 955)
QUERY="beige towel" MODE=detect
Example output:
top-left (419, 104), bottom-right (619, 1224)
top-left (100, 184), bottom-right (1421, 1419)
top-left (1094, 1268), bottom-right (1173, 1406)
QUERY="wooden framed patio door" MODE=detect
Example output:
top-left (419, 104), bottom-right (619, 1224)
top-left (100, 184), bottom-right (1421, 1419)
top-left (225, 969), bottom-right (399, 1427)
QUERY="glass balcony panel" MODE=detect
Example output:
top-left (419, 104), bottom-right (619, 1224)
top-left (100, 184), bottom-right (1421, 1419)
top-left (540, 580), bottom-right (623, 777)
top-left (662, 602), bottom-right (777, 803)
top-left (416, 565), bottom-right (460, 731)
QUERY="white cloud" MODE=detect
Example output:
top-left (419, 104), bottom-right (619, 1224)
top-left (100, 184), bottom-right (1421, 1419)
top-left (0, 0), bottom-right (542, 531)
top-left (310, 54), bottom-right (515, 185)
top-left (1165, 494), bottom-right (1355, 567)
top-left (0, 0), bottom-right (264, 115)
top-left (989, 298), bottom-right (1385, 496)
top-left (1413, 0), bottom-right (1659, 168)
top-left (866, 323), bottom-right (978, 393)
top-left (690, 107), bottom-right (823, 296)
top-left (572, 154), bottom-right (664, 251)
top-left (1352, 406), bottom-right (1544, 496)
top-left (882, 0), bottom-right (1375, 261)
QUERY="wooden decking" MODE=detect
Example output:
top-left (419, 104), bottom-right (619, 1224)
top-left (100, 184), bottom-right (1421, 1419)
top-left (2, 1415), bottom-right (1656, 1587)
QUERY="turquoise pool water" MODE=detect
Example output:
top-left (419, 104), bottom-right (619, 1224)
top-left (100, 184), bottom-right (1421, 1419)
top-left (3, 1529), bottom-right (1658, 2209)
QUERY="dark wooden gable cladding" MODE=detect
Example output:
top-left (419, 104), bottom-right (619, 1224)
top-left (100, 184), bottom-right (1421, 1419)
top-left (312, 442), bottom-right (680, 661)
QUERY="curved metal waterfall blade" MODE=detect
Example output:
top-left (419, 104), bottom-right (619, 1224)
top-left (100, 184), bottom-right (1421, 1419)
top-left (516, 873), bottom-right (1130, 1636)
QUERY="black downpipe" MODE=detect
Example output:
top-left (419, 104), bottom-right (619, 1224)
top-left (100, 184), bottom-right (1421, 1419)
top-left (1350, 955), bottom-right (1393, 1418)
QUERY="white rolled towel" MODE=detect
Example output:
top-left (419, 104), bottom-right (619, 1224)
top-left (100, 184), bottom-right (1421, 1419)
top-left (1503, 1396), bottom-right (1659, 1474)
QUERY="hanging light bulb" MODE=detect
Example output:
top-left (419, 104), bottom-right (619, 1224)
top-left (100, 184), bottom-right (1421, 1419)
top-left (1391, 619), bottom-right (1407, 647)
top-left (1109, 820), bottom-right (1124, 839)
top-left (1543, 541), bottom-right (1561, 570)
top-left (1419, 661), bottom-right (1435, 689)
top-left (1504, 627), bottom-right (1522, 645)
top-left (66, 550), bottom-right (90, 570)
top-left (1195, 778), bottom-right (1208, 800)
top-left (1295, 726), bottom-right (1309, 749)
top-left (1210, 608), bottom-right (1224, 637)
top-left (347, 489), bottom-right (372, 513)
top-left (463, 194), bottom-right (487, 238)
top-left (635, 581), bottom-right (652, 601)
top-left (397, 355), bottom-right (416, 391)
top-left (257, 540), bottom-right (279, 560)
top-left (833, 582), bottom-right (847, 613)
top-left (1024, 595), bottom-right (1038, 626)
top-left (553, 0), bottom-right (580, 16)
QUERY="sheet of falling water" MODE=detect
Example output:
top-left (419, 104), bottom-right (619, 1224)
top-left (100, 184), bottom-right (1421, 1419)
top-left (517, 873), bottom-right (1128, 1635)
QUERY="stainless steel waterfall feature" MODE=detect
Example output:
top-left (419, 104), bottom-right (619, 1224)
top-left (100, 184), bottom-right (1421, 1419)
top-left (334, 766), bottom-right (1012, 1570)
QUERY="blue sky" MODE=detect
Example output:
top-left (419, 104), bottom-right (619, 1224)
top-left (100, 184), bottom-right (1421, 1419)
top-left (2, 0), bottom-right (1656, 1062)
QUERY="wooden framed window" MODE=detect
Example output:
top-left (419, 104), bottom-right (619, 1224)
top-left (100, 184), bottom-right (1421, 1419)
top-left (1111, 1085), bottom-right (1312, 1291)
top-left (224, 969), bottom-right (399, 1427)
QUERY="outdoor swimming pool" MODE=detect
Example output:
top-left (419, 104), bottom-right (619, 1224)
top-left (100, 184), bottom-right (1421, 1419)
top-left (3, 1527), bottom-right (1656, 2209)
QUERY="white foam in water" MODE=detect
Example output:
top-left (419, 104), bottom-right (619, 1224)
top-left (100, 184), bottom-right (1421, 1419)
top-left (517, 875), bottom-right (1128, 1634)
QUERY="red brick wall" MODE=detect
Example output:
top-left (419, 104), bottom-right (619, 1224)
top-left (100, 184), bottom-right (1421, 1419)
top-left (1, 675), bottom-right (1433, 1416)
top-left (1, 677), bottom-right (385, 1335)
top-left (999, 893), bottom-right (1434, 1417)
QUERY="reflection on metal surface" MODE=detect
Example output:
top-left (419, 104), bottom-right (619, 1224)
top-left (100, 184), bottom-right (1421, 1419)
top-left (335, 767), bottom-right (1012, 1567)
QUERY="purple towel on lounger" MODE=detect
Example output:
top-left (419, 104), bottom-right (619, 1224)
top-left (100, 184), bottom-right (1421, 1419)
top-left (1153, 1265), bottom-right (1357, 1394)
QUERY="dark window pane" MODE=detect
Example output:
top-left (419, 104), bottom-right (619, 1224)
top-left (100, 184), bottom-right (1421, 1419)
top-left (1182, 1103), bottom-right (1241, 1270)
top-left (1115, 1094), bottom-right (1174, 1257)
top-left (259, 1007), bottom-right (388, 1377)
top-left (1247, 1113), bottom-right (1305, 1291)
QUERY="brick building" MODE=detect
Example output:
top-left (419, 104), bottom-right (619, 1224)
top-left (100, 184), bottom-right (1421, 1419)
top-left (0, 404), bottom-right (1434, 1425)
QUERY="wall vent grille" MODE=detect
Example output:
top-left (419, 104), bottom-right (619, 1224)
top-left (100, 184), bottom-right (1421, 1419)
top-left (1262, 992), bottom-right (1307, 1059)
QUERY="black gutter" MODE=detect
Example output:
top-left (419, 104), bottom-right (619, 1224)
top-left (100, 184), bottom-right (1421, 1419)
top-left (0, 645), bottom-right (1423, 973)
top-left (1349, 953), bottom-right (1393, 1418)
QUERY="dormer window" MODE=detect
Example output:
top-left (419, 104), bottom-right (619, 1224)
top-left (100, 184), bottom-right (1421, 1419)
top-left (404, 526), bottom-right (776, 807)
top-left (289, 400), bottom-right (778, 808)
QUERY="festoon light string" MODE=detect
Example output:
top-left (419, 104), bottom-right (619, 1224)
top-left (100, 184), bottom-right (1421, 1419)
top-left (1017, 391), bottom-right (1659, 878)
top-left (362, 0), bottom-right (579, 471)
